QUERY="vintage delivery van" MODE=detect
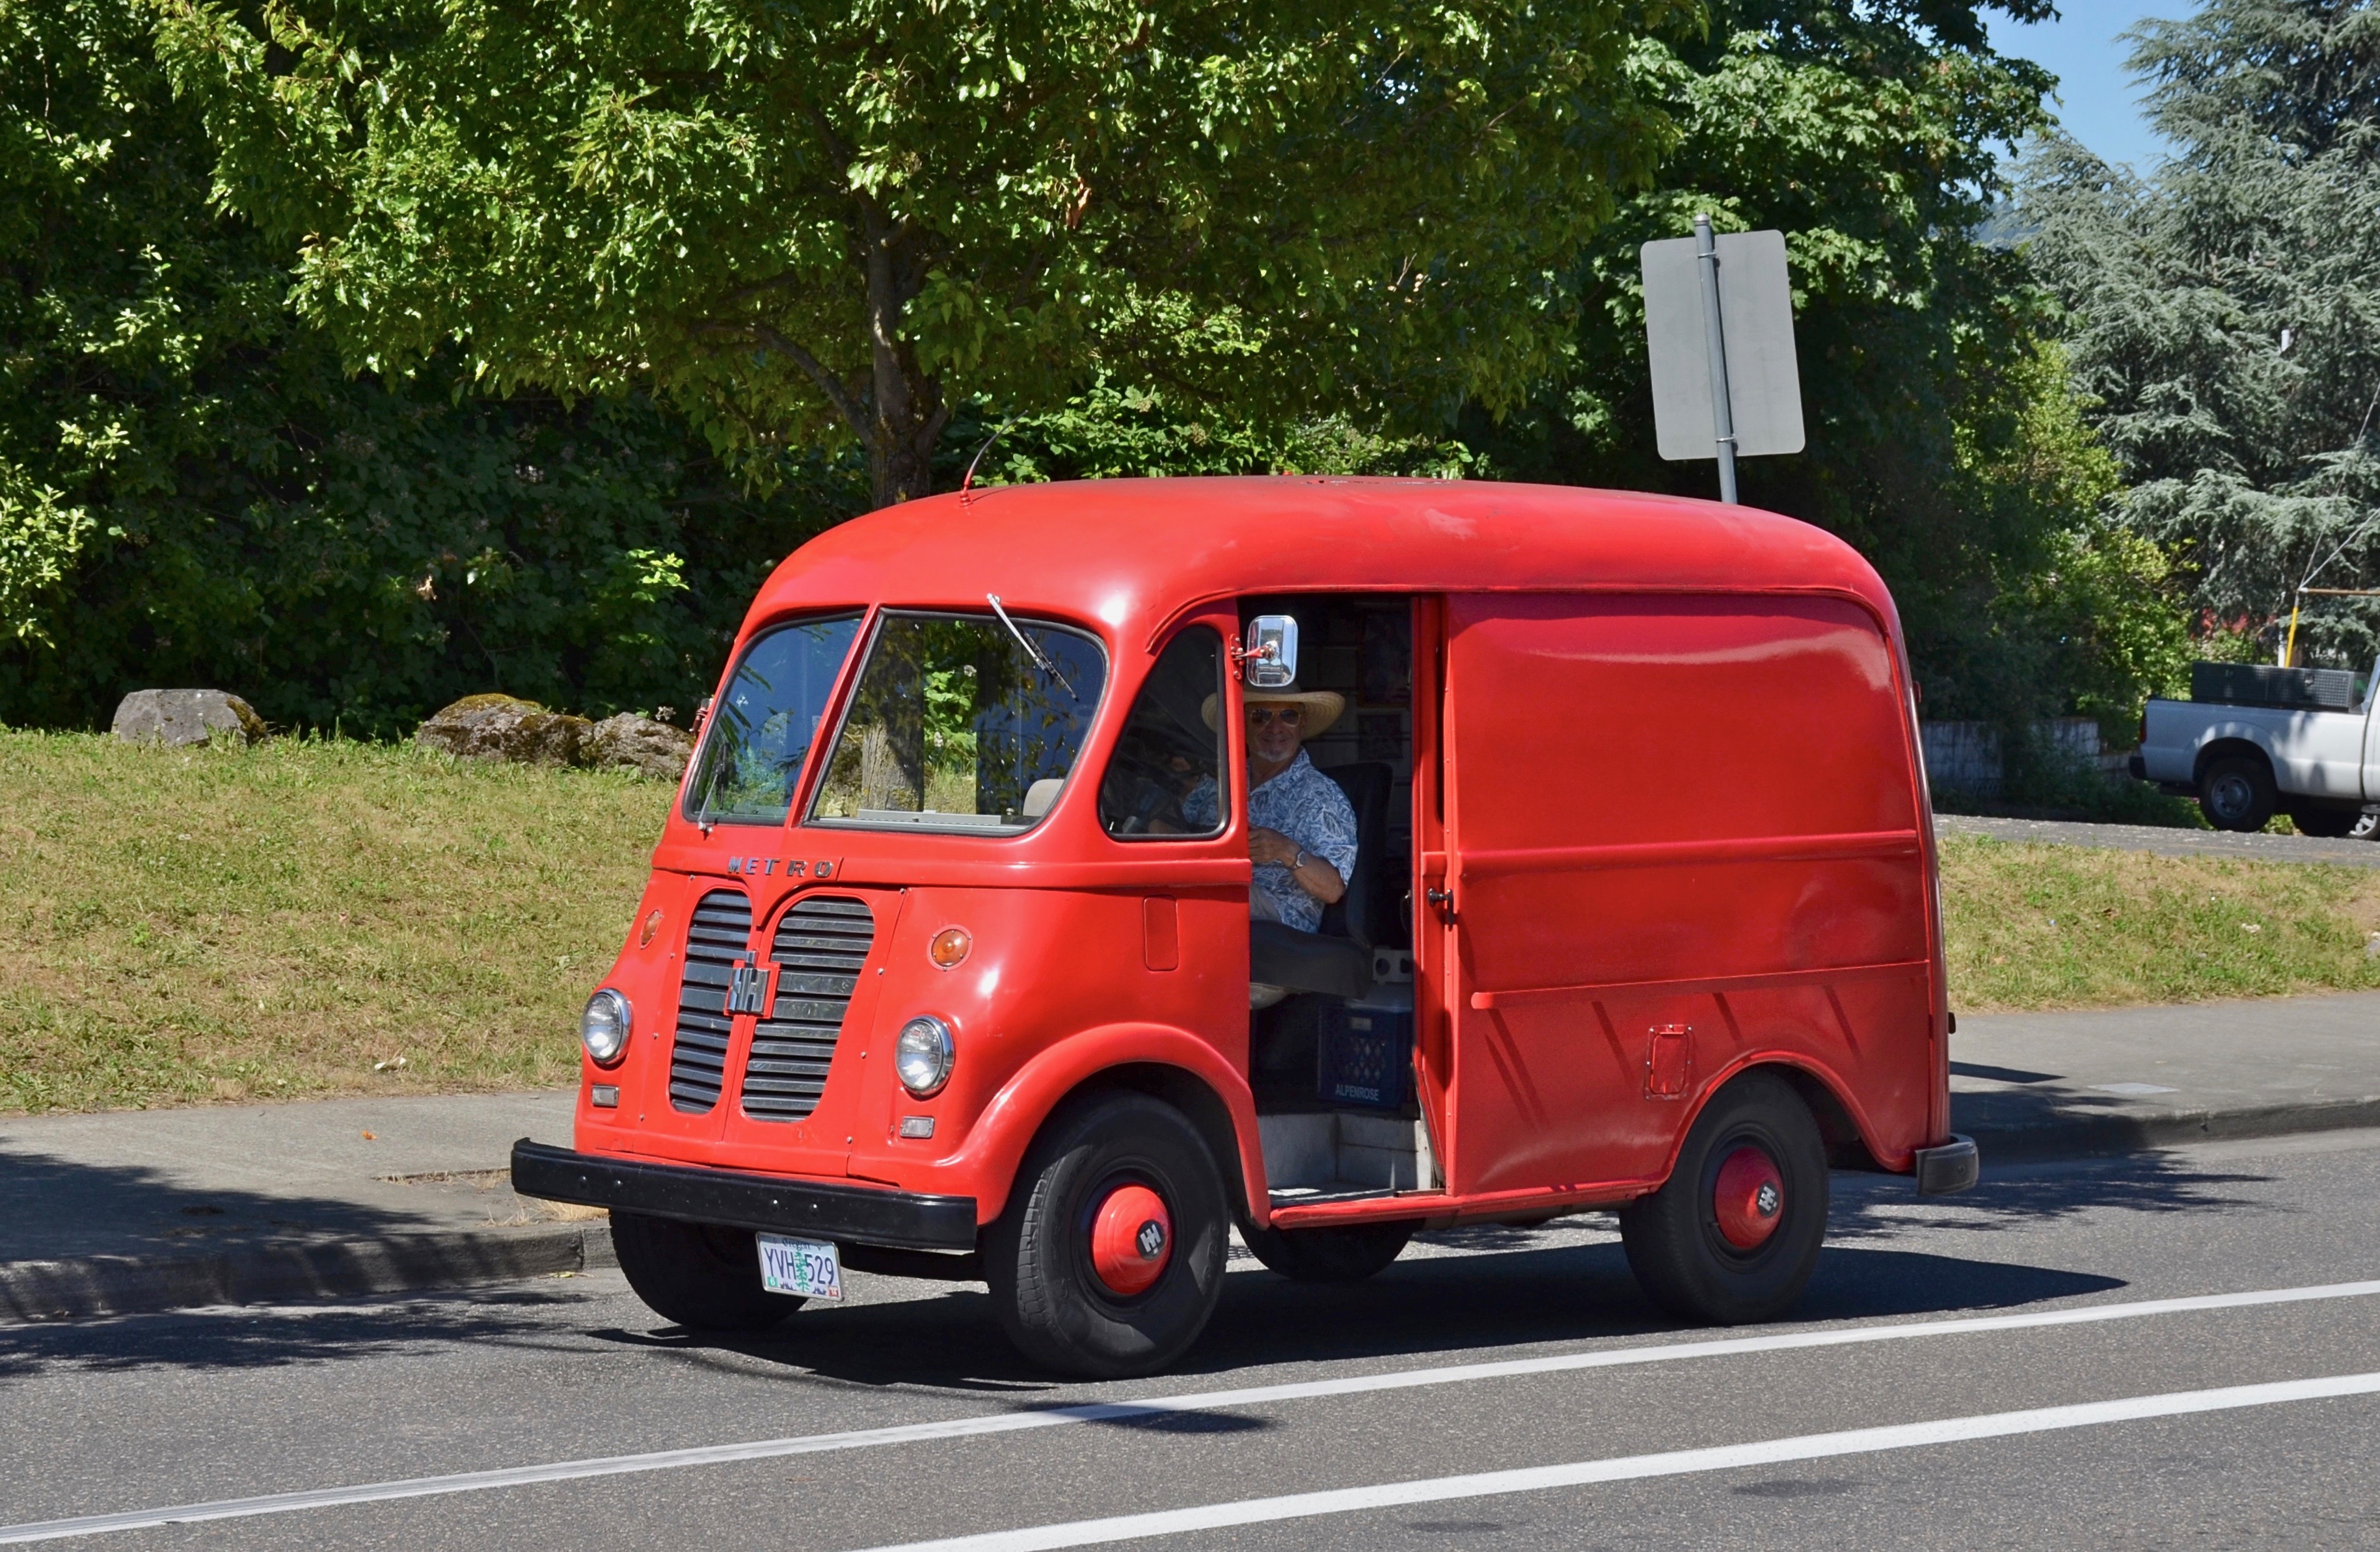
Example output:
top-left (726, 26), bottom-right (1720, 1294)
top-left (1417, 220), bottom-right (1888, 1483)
top-left (513, 476), bottom-right (1977, 1376)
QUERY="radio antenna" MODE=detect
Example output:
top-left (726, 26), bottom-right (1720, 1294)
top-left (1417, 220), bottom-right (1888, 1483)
top-left (959, 416), bottom-right (1017, 505)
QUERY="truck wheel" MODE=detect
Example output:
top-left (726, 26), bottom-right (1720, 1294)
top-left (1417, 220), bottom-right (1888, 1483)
top-left (986, 1092), bottom-right (1229, 1378)
top-left (2200, 755), bottom-right (2277, 832)
top-left (612, 1212), bottom-right (802, 1333)
top-left (1619, 1071), bottom-right (1828, 1325)
top-left (1244, 1220), bottom-right (1413, 1283)
top-left (2290, 807), bottom-right (2360, 838)
top-left (2355, 809), bottom-right (2380, 841)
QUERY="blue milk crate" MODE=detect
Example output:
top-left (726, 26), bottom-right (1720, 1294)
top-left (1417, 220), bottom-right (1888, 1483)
top-left (1317, 993), bottom-right (1414, 1112)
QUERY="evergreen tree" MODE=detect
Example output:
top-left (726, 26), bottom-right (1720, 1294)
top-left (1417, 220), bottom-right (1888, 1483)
top-left (2024, 0), bottom-right (2380, 667)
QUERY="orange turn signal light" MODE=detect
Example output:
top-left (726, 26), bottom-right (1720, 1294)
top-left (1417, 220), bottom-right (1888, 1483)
top-left (639, 909), bottom-right (664, 948)
top-left (928, 926), bottom-right (971, 969)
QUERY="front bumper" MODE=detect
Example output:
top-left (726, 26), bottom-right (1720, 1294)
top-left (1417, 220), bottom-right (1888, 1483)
top-left (511, 1139), bottom-right (979, 1251)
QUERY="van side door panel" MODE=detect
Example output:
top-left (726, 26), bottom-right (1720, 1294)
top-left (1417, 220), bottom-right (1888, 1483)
top-left (1437, 594), bottom-right (1934, 1196)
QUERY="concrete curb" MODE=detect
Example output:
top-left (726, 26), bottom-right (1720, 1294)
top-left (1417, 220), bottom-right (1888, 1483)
top-left (1962, 1097), bottom-right (2380, 1163)
top-left (0, 1221), bottom-right (615, 1324)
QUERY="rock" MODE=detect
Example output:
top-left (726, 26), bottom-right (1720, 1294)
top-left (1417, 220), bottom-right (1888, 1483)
top-left (584, 713), bottom-right (695, 781)
top-left (414, 694), bottom-right (591, 766)
top-left (111, 689), bottom-right (267, 748)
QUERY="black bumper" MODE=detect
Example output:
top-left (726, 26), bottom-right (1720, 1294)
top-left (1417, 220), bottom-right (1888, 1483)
top-left (511, 1139), bottom-right (979, 1251)
top-left (1913, 1134), bottom-right (1980, 1196)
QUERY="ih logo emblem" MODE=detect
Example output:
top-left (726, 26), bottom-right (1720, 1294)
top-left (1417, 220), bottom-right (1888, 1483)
top-left (1755, 1181), bottom-right (1781, 1219)
top-left (725, 955), bottom-right (768, 1017)
top-left (1135, 1219), bottom-right (1167, 1260)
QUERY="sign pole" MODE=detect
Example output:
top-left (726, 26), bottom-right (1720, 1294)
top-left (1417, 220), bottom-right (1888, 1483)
top-left (1693, 213), bottom-right (1739, 505)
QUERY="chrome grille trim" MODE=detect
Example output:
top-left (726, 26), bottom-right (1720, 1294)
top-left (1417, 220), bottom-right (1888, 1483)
top-left (669, 890), bottom-right (751, 1113)
top-left (741, 895), bottom-right (875, 1121)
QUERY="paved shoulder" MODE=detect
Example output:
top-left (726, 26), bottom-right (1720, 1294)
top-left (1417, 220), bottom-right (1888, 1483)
top-left (1936, 812), bottom-right (2380, 866)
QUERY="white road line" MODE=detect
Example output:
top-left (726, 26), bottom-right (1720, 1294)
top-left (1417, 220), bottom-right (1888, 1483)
top-left (4, 1278), bottom-right (2378, 1544)
top-left (854, 1371), bottom-right (2380, 1552)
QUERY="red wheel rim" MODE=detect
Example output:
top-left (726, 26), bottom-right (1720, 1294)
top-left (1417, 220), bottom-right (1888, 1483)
top-left (1089, 1183), bottom-right (1172, 1296)
top-left (1713, 1144), bottom-right (1785, 1251)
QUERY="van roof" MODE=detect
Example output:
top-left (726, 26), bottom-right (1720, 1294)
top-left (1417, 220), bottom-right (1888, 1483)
top-left (748, 477), bottom-right (1899, 647)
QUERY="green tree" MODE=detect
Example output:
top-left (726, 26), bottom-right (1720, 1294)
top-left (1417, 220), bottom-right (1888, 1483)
top-left (1450, 0), bottom-right (2176, 730)
top-left (0, 0), bottom-right (861, 734)
top-left (2023, 0), bottom-right (2380, 668)
top-left (154, 0), bottom-right (1681, 511)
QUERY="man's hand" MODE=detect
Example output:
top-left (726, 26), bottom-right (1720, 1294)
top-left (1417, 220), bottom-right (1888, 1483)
top-left (1248, 827), bottom-right (1301, 867)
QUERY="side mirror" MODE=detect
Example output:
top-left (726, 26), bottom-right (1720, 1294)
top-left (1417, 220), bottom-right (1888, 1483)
top-left (1243, 616), bottom-right (1299, 689)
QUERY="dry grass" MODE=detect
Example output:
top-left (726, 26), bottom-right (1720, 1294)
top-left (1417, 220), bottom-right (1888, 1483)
top-left (1941, 833), bottom-right (2380, 1011)
top-left (9, 730), bottom-right (2380, 1114)
top-left (0, 730), bottom-right (669, 1113)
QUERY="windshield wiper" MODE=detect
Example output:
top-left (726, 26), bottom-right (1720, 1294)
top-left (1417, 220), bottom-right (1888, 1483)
top-left (986, 593), bottom-right (1077, 698)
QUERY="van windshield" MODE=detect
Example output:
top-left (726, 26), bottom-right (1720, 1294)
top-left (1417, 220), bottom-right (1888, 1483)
top-left (809, 611), bottom-right (1108, 835)
top-left (684, 614), bottom-right (864, 826)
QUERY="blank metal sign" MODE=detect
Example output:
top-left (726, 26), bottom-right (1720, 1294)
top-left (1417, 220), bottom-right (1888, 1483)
top-left (1641, 229), bottom-right (1805, 461)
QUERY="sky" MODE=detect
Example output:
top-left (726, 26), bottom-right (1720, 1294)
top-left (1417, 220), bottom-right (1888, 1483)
top-left (1984, 0), bottom-right (2183, 171)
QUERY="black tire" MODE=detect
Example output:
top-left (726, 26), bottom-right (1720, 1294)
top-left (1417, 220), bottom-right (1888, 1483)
top-left (1619, 1071), bottom-right (1828, 1325)
top-left (2200, 755), bottom-right (2277, 833)
top-left (1243, 1220), bottom-right (1413, 1283)
top-left (986, 1092), bottom-right (1230, 1378)
top-left (2289, 806), bottom-right (2360, 838)
top-left (612, 1211), bottom-right (802, 1332)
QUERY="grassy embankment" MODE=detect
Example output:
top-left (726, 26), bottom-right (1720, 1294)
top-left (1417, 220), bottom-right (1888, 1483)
top-left (5, 730), bottom-right (2379, 1113)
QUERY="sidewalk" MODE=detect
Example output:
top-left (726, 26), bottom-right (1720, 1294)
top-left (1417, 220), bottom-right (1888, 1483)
top-left (5, 991), bottom-right (2376, 1322)
top-left (0, 1090), bottom-right (603, 1322)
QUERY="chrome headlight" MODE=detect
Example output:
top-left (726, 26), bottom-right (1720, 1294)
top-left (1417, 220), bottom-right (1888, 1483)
top-left (581, 989), bottom-right (632, 1065)
top-left (895, 1015), bottom-right (955, 1097)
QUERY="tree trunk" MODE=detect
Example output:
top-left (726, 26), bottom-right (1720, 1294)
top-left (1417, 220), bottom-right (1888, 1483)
top-left (861, 203), bottom-right (948, 509)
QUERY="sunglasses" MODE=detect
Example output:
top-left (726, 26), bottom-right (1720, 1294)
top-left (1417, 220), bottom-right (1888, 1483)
top-left (1245, 706), bottom-right (1305, 728)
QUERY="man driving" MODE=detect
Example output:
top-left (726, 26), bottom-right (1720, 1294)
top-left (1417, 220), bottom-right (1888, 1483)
top-left (1183, 682), bottom-right (1357, 932)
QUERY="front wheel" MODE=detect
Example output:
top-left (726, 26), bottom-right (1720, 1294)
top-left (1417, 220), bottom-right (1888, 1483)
top-left (1619, 1072), bottom-right (1828, 1324)
top-left (986, 1092), bottom-right (1230, 1378)
top-left (612, 1212), bottom-right (802, 1332)
top-left (2200, 755), bottom-right (2277, 832)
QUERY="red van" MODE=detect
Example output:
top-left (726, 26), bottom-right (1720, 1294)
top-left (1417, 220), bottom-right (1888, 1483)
top-left (514, 477), bottom-right (1976, 1376)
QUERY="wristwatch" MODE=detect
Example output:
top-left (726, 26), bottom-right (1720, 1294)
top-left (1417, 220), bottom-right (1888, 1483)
top-left (1291, 848), bottom-right (1311, 872)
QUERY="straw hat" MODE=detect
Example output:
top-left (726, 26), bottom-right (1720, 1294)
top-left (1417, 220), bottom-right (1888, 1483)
top-left (1200, 682), bottom-right (1346, 738)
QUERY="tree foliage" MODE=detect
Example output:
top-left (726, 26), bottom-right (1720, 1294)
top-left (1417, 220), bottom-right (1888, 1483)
top-left (154, 0), bottom-right (1684, 509)
top-left (2023, 0), bottom-right (2380, 668)
top-left (0, 0), bottom-right (858, 734)
top-left (1448, 0), bottom-right (2181, 730)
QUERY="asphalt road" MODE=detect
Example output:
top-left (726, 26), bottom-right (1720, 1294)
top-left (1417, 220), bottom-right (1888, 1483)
top-left (1936, 812), bottom-right (2380, 868)
top-left (7, 1130), bottom-right (2380, 1550)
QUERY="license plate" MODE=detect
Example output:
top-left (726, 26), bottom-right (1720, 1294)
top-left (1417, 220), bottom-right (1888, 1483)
top-left (756, 1233), bottom-right (843, 1300)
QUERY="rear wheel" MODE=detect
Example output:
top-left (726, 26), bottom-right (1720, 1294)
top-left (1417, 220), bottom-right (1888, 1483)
top-left (986, 1092), bottom-right (1229, 1378)
top-left (1243, 1220), bottom-right (1413, 1283)
top-left (1619, 1072), bottom-right (1828, 1324)
top-left (612, 1212), bottom-right (801, 1332)
top-left (2200, 755), bottom-right (2277, 832)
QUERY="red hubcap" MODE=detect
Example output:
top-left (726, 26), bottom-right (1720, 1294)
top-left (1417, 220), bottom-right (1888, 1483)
top-left (1713, 1144), bottom-right (1785, 1250)
top-left (1089, 1183), bottom-right (1172, 1296)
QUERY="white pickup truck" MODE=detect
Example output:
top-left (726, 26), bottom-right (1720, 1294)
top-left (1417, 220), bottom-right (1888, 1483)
top-left (2133, 662), bottom-right (2380, 834)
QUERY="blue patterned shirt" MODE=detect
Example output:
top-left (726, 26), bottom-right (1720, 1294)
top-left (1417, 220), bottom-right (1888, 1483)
top-left (1182, 751), bottom-right (1359, 933)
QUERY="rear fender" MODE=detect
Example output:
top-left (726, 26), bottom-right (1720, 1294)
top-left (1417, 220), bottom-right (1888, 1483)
top-left (938, 1024), bottom-right (1269, 1228)
top-left (1660, 1053), bottom-right (1913, 1182)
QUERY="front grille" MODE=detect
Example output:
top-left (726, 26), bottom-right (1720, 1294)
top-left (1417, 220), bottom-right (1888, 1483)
top-left (740, 896), bottom-right (876, 1121)
top-left (669, 890), bottom-right (751, 1112)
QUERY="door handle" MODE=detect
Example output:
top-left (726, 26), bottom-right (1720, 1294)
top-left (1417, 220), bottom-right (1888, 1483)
top-left (1426, 886), bottom-right (1456, 924)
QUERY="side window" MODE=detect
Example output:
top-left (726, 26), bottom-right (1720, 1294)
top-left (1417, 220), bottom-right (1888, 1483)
top-left (683, 615), bottom-right (863, 825)
top-left (1100, 627), bottom-right (1227, 838)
